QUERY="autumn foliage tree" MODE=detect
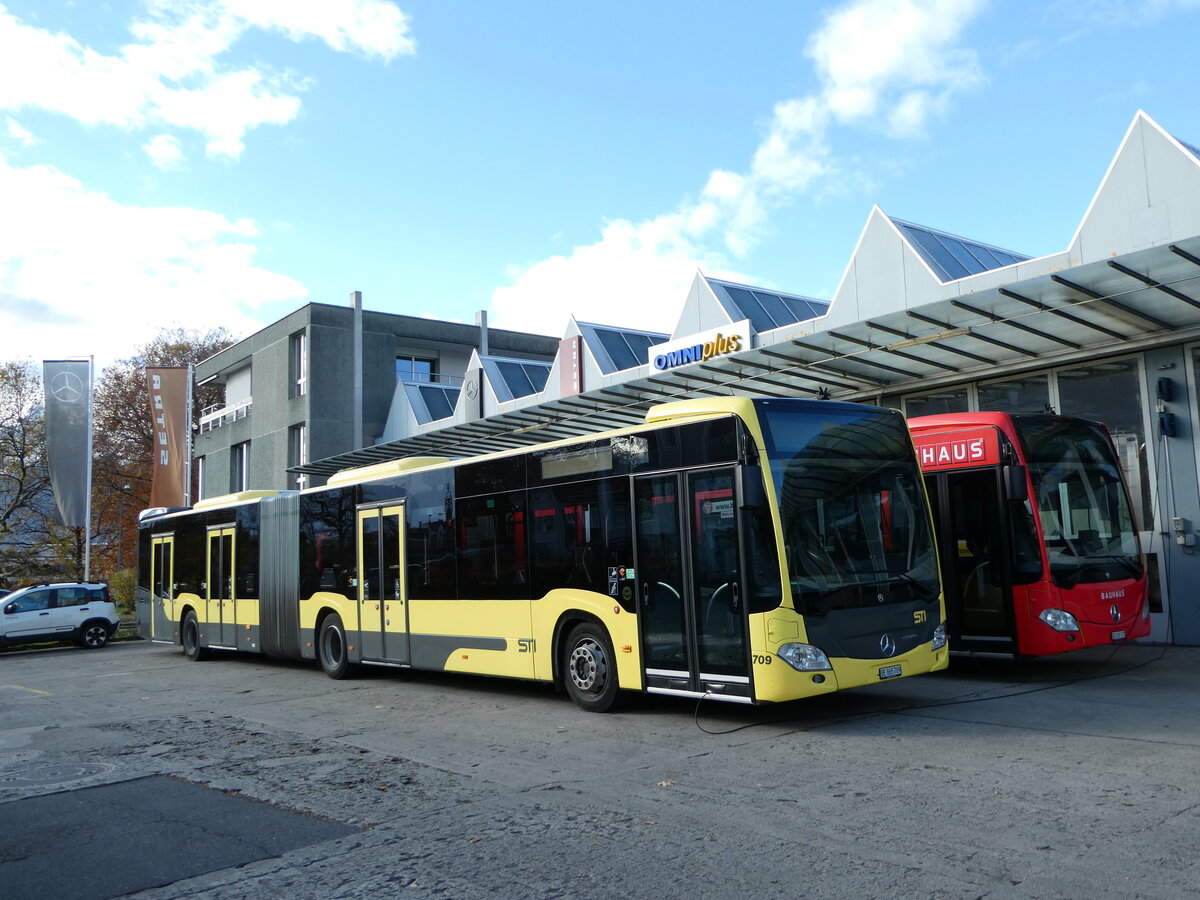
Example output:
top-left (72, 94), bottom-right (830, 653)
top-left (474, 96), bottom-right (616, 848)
top-left (89, 327), bottom-right (235, 595)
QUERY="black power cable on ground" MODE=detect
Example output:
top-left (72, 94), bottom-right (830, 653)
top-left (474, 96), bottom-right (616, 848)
top-left (692, 638), bottom-right (1171, 736)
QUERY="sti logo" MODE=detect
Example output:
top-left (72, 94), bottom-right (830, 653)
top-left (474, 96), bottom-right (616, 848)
top-left (913, 427), bottom-right (1000, 472)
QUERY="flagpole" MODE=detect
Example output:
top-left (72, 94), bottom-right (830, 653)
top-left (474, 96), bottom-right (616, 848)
top-left (84, 355), bottom-right (94, 582)
top-left (185, 363), bottom-right (194, 507)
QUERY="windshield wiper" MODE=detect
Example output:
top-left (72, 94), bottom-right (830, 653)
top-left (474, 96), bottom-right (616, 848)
top-left (890, 572), bottom-right (938, 601)
top-left (1079, 554), bottom-right (1143, 579)
top-left (1052, 554), bottom-right (1141, 587)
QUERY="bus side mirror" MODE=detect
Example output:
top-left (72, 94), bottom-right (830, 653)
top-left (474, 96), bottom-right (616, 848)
top-left (740, 466), bottom-right (768, 509)
top-left (1003, 465), bottom-right (1028, 502)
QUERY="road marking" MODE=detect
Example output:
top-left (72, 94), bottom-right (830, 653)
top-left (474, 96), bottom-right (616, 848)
top-left (0, 684), bottom-right (50, 696)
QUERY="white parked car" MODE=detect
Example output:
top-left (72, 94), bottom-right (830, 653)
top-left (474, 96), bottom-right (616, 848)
top-left (0, 582), bottom-right (120, 650)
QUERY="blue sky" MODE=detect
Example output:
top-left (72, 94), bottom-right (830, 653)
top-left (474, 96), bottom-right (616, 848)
top-left (3, 0), bottom-right (1200, 368)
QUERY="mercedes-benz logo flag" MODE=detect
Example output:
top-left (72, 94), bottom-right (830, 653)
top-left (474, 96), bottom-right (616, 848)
top-left (42, 359), bottom-right (92, 527)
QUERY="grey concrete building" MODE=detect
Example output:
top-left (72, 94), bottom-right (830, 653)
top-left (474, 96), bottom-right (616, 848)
top-left (192, 300), bottom-right (559, 494)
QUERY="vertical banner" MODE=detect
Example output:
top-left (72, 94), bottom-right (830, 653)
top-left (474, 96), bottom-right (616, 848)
top-left (43, 359), bottom-right (92, 527)
top-left (146, 367), bottom-right (190, 509)
top-left (559, 335), bottom-right (582, 397)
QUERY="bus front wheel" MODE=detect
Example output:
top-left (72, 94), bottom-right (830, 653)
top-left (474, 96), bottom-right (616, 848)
top-left (562, 623), bottom-right (620, 713)
top-left (182, 611), bottom-right (209, 661)
top-left (318, 614), bottom-right (353, 680)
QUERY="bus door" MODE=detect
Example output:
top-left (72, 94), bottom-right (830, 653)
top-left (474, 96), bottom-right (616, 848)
top-left (206, 525), bottom-right (236, 646)
top-left (927, 468), bottom-right (1016, 653)
top-left (356, 504), bottom-right (409, 664)
top-left (634, 468), bottom-right (750, 698)
top-left (149, 533), bottom-right (174, 641)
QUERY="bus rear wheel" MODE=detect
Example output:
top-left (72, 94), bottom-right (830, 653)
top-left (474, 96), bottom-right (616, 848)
top-left (562, 623), bottom-right (620, 713)
top-left (318, 614), bottom-right (353, 680)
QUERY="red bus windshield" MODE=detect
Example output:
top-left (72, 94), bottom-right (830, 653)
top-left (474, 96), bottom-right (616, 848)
top-left (1012, 416), bottom-right (1142, 589)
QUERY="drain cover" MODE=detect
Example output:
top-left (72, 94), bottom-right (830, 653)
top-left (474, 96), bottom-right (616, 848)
top-left (0, 763), bottom-right (113, 786)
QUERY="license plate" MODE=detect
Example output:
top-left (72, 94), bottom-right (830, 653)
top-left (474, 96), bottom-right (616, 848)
top-left (878, 664), bottom-right (902, 680)
top-left (1111, 630), bottom-right (1126, 641)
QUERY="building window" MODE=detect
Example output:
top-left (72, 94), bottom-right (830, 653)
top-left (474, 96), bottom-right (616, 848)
top-left (904, 388), bottom-right (969, 418)
top-left (230, 442), bottom-right (250, 493)
top-left (1055, 358), bottom-right (1149, 528)
top-left (290, 331), bottom-right (307, 397)
top-left (195, 456), bottom-right (205, 501)
top-left (289, 424), bottom-right (307, 490)
top-left (396, 354), bottom-right (436, 383)
top-left (978, 374), bottom-right (1050, 413)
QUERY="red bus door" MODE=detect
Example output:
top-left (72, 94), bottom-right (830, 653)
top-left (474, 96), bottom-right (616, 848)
top-left (916, 425), bottom-right (1019, 654)
top-left (937, 468), bottom-right (1016, 653)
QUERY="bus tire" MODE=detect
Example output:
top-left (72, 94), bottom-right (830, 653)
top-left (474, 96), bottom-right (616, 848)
top-left (182, 611), bottom-right (209, 661)
top-left (562, 622), bottom-right (621, 713)
top-left (318, 614), bottom-right (353, 680)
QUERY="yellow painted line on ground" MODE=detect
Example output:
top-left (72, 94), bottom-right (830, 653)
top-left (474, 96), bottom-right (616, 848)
top-left (0, 684), bottom-right (50, 696)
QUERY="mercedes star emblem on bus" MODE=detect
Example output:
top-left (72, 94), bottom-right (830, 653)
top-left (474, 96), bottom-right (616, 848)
top-left (880, 633), bottom-right (896, 657)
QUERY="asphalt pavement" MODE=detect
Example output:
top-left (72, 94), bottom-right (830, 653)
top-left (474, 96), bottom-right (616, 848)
top-left (1, 638), bottom-right (1198, 898)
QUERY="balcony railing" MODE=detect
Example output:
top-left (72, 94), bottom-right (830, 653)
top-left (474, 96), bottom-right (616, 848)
top-left (399, 372), bottom-right (464, 387)
top-left (199, 398), bottom-right (252, 433)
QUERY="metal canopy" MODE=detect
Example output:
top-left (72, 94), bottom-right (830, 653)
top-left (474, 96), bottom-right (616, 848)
top-left (294, 237), bottom-right (1200, 478)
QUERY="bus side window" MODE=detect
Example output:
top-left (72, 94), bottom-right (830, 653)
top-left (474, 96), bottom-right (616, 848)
top-left (530, 477), bottom-right (634, 609)
top-left (457, 492), bottom-right (530, 600)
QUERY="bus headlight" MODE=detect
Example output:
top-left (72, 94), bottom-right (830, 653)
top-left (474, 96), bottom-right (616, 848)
top-left (931, 622), bottom-right (947, 650)
top-left (1039, 608), bottom-right (1080, 632)
top-left (777, 643), bottom-right (833, 672)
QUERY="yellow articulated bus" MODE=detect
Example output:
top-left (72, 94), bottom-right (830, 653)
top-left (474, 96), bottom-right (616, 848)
top-left (137, 397), bottom-right (948, 711)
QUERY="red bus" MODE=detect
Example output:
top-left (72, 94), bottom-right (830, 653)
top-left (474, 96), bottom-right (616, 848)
top-left (908, 412), bottom-right (1150, 656)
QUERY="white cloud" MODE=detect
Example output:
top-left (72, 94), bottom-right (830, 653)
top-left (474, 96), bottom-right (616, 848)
top-left (144, 133), bottom-right (184, 168)
top-left (4, 114), bottom-right (33, 146)
top-left (492, 219), bottom-right (753, 336)
top-left (0, 0), bottom-right (414, 159)
top-left (219, 0), bottom-right (416, 60)
top-left (808, 0), bottom-right (984, 137)
top-left (490, 0), bottom-right (985, 336)
top-left (0, 151), bottom-right (306, 366)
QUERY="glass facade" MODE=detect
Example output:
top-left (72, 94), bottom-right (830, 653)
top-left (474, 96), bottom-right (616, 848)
top-left (901, 358), bottom-right (1149, 528)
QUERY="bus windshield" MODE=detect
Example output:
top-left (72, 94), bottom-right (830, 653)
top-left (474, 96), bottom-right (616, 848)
top-left (755, 401), bottom-right (938, 616)
top-left (1014, 416), bottom-right (1142, 588)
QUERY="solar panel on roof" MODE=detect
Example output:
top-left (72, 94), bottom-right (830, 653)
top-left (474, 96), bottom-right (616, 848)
top-left (403, 382), bottom-right (456, 424)
top-left (706, 279), bottom-right (829, 333)
top-left (580, 324), bottom-right (667, 373)
top-left (892, 218), bottom-right (1030, 283)
top-left (492, 360), bottom-right (550, 399)
top-left (419, 385), bottom-right (455, 420)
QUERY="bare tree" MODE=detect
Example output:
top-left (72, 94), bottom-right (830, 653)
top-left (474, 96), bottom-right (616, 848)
top-left (0, 362), bottom-right (65, 586)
